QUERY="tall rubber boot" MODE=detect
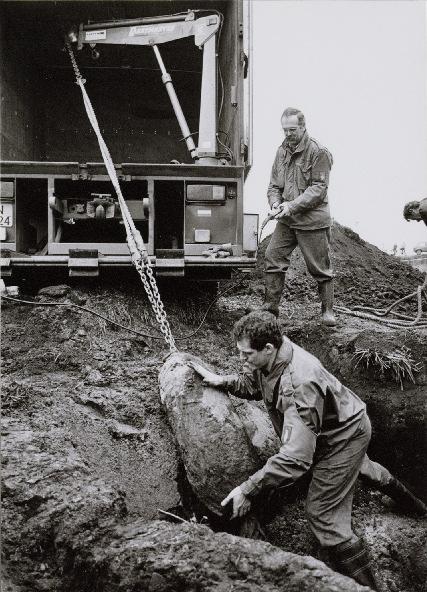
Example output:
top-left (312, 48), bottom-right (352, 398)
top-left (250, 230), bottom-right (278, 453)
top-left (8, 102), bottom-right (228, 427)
top-left (331, 539), bottom-right (380, 591)
top-left (318, 280), bottom-right (337, 326)
top-left (246, 273), bottom-right (285, 317)
top-left (379, 477), bottom-right (426, 516)
top-left (259, 273), bottom-right (285, 317)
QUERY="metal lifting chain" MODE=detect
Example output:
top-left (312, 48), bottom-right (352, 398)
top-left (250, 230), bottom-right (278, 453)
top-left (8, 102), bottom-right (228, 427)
top-left (65, 42), bottom-right (177, 352)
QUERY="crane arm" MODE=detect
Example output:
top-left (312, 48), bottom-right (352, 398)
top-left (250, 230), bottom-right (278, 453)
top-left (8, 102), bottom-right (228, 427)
top-left (68, 11), bottom-right (221, 164)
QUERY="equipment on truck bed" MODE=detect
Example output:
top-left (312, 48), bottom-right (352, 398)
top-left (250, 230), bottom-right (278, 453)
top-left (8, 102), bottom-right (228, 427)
top-left (68, 10), bottom-right (222, 165)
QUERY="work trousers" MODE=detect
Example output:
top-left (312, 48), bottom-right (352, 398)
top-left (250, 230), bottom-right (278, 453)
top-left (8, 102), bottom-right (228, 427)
top-left (305, 413), bottom-right (371, 548)
top-left (265, 222), bottom-right (333, 283)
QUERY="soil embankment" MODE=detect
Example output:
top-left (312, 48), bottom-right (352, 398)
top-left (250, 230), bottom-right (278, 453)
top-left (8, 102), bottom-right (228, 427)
top-left (1, 222), bottom-right (426, 591)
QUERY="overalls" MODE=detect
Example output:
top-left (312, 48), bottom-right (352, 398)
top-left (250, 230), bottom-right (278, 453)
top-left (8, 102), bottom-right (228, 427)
top-left (266, 367), bottom-right (371, 548)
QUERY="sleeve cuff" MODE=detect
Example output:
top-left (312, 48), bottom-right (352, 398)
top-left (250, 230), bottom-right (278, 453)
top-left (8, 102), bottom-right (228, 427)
top-left (240, 476), bottom-right (263, 498)
top-left (220, 374), bottom-right (239, 390)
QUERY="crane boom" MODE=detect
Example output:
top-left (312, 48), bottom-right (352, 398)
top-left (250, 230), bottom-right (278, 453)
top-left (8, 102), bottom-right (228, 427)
top-left (69, 11), bottom-right (221, 165)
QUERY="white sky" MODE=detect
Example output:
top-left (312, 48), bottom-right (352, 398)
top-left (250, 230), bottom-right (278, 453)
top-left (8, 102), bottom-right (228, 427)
top-left (244, 0), bottom-right (427, 254)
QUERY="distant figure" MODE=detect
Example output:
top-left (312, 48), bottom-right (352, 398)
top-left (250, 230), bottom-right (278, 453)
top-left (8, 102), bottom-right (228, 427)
top-left (392, 244), bottom-right (398, 256)
top-left (400, 243), bottom-right (406, 256)
top-left (403, 198), bottom-right (427, 226)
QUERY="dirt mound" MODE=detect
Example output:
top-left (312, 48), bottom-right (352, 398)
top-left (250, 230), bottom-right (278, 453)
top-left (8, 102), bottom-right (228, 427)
top-left (249, 221), bottom-right (424, 309)
top-left (1, 223), bottom-right (426, 592)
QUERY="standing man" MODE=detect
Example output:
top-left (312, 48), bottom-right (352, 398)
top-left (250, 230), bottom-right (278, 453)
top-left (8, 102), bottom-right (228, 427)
top-left (261, 107), bottom-right (336, 325)
top-left (403, 198), bottom-right (427, 226)
top-left (189, 312), bottom-right (425, 590)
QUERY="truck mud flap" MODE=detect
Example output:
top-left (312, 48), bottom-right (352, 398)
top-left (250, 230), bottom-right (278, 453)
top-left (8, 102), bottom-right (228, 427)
top-left (68, 249), bottom-right (99, 277)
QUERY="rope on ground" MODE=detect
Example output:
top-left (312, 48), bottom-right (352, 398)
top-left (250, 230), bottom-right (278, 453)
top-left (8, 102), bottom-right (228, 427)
top-left (335, 273), bottom-right (427, 329)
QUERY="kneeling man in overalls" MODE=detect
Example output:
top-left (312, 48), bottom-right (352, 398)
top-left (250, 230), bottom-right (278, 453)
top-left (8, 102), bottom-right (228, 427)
top-left (190, 312), bottom-right (425, 590)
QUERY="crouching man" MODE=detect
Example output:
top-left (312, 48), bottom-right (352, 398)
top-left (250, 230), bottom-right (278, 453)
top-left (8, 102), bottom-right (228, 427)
top-left (189, 312), bottom-right (425, 590)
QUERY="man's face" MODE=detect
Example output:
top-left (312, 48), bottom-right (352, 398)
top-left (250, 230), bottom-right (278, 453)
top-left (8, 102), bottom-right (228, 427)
top-left (407, 207), bottom-right (422, 221)
top-left (281, 114), bottom-right (305, 148)
top-left (237, 337), bottom-right (274, 373)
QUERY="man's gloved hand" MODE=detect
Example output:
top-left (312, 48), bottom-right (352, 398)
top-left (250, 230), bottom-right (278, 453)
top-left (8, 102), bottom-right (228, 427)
top-left (187, 361), bottom-right (225, 388)
top-left (273, 203), bottom-right (291, 219)
top-left (221, 485), bottom-right (251, 519)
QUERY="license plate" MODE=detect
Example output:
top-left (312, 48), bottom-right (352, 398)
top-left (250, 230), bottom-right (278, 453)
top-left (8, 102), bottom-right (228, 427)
top-left (0, 203), bottom-right (13, 227)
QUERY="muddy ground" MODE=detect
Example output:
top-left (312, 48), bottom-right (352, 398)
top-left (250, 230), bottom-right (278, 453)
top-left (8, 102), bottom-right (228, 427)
top-left (1, 222), bottom-right (426, 591)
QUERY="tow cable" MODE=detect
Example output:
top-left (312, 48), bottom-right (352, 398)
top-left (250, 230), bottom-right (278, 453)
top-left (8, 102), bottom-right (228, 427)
top-left (65, 42), bottom-right (177, 352)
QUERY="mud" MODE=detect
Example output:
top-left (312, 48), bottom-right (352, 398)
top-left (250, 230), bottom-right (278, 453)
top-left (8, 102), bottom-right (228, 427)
top-left (1, 223), bottom-right (426, 591)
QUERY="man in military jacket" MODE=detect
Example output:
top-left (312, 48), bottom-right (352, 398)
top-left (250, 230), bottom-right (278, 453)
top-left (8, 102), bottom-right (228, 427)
top-left (261, 107), bottom-right (336, 325)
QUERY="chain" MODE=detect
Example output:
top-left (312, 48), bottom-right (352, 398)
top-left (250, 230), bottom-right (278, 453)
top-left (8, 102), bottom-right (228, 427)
top-left (65, 41), bottom-right (177, 353)
top-left (134, 258), bottom-right (177, 352)
top-left (65, 42), bottom-right (86, 84)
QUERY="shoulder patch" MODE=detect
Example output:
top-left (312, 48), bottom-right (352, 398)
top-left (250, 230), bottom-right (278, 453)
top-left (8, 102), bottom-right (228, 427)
top-left (316, 147), bottom-right (333, 167)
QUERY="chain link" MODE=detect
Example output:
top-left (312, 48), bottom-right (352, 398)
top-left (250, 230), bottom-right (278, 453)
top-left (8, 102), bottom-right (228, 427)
top-left (65, 42), bottom-right (177, 353)
top-left (134, 258), bottom-right (177, 352)
top-left (65, 42), bottom-right (86, 84)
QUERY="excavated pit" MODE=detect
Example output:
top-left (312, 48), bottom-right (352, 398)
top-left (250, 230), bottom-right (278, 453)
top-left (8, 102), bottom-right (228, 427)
top-left (1, 223), bottom-right (426, 591)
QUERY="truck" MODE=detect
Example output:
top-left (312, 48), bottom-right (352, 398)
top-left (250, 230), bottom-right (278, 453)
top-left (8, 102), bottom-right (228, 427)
top-left (0, 0), bottom-right (256, 280)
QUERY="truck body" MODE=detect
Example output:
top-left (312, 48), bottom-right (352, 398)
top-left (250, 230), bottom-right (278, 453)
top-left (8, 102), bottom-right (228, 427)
top-left (0, 0), bottom-right (255, 279)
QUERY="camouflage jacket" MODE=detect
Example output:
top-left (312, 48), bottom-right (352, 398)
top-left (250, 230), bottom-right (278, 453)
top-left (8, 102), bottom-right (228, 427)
top-left (267, 132), bottom-right (333, 230)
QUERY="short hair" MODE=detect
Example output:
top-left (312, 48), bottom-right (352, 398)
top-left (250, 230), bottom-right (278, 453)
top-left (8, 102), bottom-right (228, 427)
top-left (233, 311), bottom-right (283, 351)
top-left (403, 201), bottom-right (420, 220)
top-left (281, 107), bottom-right (305, 127)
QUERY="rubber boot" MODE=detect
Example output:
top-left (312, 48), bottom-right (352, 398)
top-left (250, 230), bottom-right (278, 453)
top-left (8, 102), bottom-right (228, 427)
top-left (379, 477), bottom-right (426, 516)
top-left (331, 539), bottom-right (380, 591)
top-left (259, 273), bottom-right (285, 317)
top-left (246, 273), bottom-right (285, 317)
top-left (318, 281), bottom-right (337, 326)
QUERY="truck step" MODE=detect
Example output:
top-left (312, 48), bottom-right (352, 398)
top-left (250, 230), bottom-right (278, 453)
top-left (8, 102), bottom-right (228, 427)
top-left (68, 249), bottom-right (99, 277)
